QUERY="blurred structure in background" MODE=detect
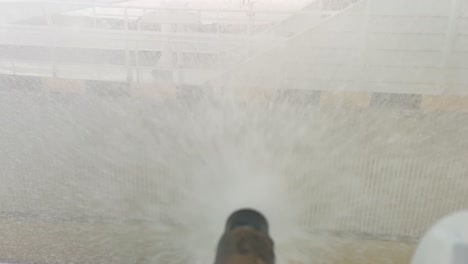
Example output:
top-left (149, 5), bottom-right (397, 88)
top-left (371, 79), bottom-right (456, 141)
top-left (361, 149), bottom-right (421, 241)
top-left (0, 0), bottom-right (468, 263)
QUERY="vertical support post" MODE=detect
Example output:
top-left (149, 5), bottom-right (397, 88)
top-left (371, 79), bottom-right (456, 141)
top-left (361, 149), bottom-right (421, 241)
top-left (135, 14), bottom-right (143, 85)
top-left (247, 2), bottom-right (254, 35)
top-left (92, 7), bottom-right (97, 28)
top-left (43, 4), bottom-right (53, 25)
top-left (349, 0), bottom-right (371, 84)
top-left (217, 51), bottom-right (221, 70)
top-left (135, 49), bottom-right (140, 84)
top-left (124, 7), bottom-right (133, 83)
top-left (11, 45), bottom-right (17, 75)
top-left (439, 0), bottom-right (461, 93)
top-left (216, 10), bottom-right (222, 70)
top-left (10, 61), bottom-right (16, 75)
top-left (176, 23), bottom-right (184, 85)
top-left (358, 0), bottom-right (371, 64)
top-left (247, 4), bottom-right (255, 58)
top-left (92, 0), bottom-right (97, 29)
top-left (42, 3), bottom-right (57, 78)
top-left (124, 7), bottom-right (129, 30)
top-left (160, 24), bottom-right (173, 67)
top-left (136, 8), bottom-right (147, 84)
top-left (318, 0), bottom-right (324, 12)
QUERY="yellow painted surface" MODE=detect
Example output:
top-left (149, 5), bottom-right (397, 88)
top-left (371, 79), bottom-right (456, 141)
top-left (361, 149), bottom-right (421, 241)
top-left (235, 87), bottom-right (276, 102)
top-left (320, 91), bottom-right (371, 108)
top-left (421, 95), bottom-right (468, 112)
top-left (317, 239), bottom-right (414, 264)
top-left (131, 82), bottom-right (177, 99)
top-left (41, 77), bottom-right (85, 94)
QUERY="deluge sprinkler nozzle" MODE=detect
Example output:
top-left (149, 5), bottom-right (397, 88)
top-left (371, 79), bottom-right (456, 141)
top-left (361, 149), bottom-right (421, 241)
top-left (214, 208), bottom-right (275, 264)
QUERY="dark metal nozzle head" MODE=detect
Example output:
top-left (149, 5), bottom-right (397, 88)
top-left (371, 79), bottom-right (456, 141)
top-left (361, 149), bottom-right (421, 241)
top-left (224, 208), bottom-right (269, 235)
top-left (215, 208), bottom-right (274, 264)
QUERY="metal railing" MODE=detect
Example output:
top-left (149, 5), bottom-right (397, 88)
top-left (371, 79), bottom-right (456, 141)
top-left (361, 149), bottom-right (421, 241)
top-left (0, 0), bottom-right (365, 85)
top-left (0, 0), bottom-right (338, 83)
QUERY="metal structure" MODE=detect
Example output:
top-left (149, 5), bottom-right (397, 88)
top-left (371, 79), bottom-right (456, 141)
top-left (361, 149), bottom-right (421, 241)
top-left (233, 0), bottom-right (468, 95)
top-left (0, 0), bottom-right (348, 86)
top-left (2, 0), bottom-right (466, 94)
